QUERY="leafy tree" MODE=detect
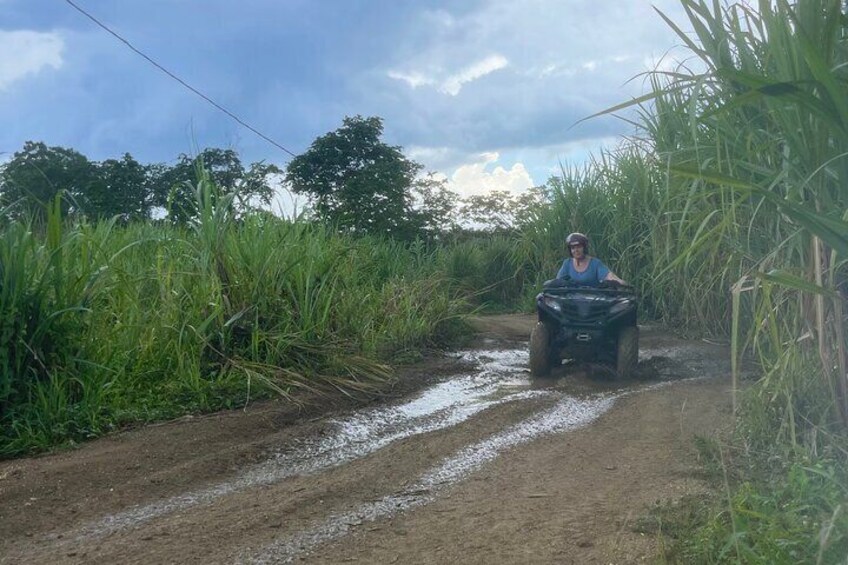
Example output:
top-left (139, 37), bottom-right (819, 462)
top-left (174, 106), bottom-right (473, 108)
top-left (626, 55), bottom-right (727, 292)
top-left (285, 116), bottom-right (424, 238)
top-left (410, 174), bottom-right (459, 238)
top-left (150, 148), bottom-right (280, 224)
top-left (512, 185), bottom-right (548, 228)
top-left (81, 154), bottom-right (152, 222)
top-left (457, 190), bottom-right (519, 233)
top-left (457, 186), bottom-right (547, 233)
top-left (0, 141), bottom-right (97, 219)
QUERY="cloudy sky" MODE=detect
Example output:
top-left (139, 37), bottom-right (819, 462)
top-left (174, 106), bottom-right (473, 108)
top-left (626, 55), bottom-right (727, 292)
top-left (1, 0), bottom-right (693, 203)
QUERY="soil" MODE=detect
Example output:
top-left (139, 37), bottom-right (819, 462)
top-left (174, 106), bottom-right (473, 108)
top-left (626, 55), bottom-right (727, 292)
top-left (0, 314), bottom-right (733, 564)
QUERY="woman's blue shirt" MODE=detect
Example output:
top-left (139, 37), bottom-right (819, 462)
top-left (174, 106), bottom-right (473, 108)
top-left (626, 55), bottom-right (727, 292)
top-left (556, 257), bottom-right (610, 287)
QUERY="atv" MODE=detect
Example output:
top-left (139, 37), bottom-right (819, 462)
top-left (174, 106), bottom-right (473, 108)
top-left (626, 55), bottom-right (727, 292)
top-left (529, 277), bottom-right (639, 378)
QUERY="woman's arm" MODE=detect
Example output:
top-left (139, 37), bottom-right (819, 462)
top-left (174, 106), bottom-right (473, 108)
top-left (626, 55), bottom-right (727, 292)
top-left (595, 258), bottom-right (625, 284)
top-left (556, 259), bottom-right (570, 280)
top-left (604, 271), bottom-right (626, 284)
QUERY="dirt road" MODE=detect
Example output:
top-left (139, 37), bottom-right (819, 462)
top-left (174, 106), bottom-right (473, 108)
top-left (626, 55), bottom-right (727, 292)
top-left (0, 315), bottom-right (732, 564)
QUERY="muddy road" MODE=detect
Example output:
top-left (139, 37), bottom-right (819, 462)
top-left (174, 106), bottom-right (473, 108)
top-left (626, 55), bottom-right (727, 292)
top-left (1, 315), bottom-right (733, 564)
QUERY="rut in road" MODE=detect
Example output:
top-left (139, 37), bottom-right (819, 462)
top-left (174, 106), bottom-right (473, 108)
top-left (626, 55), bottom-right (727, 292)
top-left (242, 355), bottom-right (701, 563)
top-left (62, 349), bottom-right (548, 542)
top-left (9, 332), bottom-right (724, 565)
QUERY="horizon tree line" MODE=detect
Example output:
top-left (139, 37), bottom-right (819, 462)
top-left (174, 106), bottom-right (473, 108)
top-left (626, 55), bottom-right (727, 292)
top-left (0, 117), bottom-right (546, 238)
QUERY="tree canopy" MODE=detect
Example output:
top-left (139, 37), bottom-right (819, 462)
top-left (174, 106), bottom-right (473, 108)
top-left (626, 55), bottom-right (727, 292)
top-left (0, 142), bottom-right (278, 224)
top-left (0, 131), bottom-right (543, 235)
top-left (458, 187), bottom-right (547, 233)
top-left (81, 153), bottom-right (152, 221)
top-left (285, 116), bottom-right (425, 239)
top-left (150, 148), bottom-right (279, 224)
top-left (0, 141), bottom-right (97, 219)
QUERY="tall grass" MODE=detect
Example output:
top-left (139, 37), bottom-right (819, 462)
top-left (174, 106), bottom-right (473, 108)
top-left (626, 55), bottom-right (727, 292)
top-left (516, 0), bottom-right (848, 560)
top-left (521, 0), bottom-right (847, 440)
top-left (648, 0), bottom-right (848, 438)
top-left (0, 180), bottom-right (469, 456)
top-left (434, 234), bottom-right (531, 312)
top-left (645, 2), bottom-right (848, 555)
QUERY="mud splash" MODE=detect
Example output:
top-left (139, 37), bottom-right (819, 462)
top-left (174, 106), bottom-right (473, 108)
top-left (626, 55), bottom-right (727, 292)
top-left (638, 342), bottom-right (732, 381)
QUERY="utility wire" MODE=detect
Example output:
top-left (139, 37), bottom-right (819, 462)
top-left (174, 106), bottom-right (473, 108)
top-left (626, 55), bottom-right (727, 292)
top-left (64, 0), bottom-right (298, 158)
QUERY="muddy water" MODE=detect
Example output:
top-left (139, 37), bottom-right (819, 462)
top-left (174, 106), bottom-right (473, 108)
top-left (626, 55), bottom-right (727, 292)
top-left (241, 346), bottom-right (713, 564)
top-left (73, 349), bottom-right (545, 540)
top-left (62, 334), bottom-right (726, 563)
top-left (244, 393), bottom-right (616, 564)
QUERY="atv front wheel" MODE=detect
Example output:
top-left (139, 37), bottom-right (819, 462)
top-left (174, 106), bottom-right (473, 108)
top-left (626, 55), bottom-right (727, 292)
top-left (616, 326), bottom-right (639, 378)
top-left (530, 322), bottom-right (553, 377)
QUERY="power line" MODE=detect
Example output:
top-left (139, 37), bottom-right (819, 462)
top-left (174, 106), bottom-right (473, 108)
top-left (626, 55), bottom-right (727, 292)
top-left (64, 0), bottom-right (298, 158)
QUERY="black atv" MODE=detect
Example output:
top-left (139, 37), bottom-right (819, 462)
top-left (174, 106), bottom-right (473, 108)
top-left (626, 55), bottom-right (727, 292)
top-left (529, 277), bottom-right (639, 378)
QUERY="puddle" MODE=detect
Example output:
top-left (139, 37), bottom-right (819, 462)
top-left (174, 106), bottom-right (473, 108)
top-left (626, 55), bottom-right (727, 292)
top-left (65, 341), bottom-right (720, 549)
top-left (244, 375), bottom-right (704, 563)
top-left (71, 348), bottom-right (548, 540)
top-left (244, 393), bottom-right (623, 563)
top-left (638, 341), bottom-right (731, 380)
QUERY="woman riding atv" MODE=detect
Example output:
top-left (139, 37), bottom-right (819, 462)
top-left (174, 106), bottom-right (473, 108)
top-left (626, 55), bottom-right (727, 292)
top-left (555, 232), bottom-right (626, 287)
top-left (531, 232), bottom-right (638, 378)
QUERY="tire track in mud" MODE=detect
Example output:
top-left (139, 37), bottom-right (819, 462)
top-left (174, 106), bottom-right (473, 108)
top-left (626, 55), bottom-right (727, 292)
top-left (240, 394), bottom-right (614, 564)
top-left (6, 327), bottom-right (728, 565)
top-left (52, 350), bottom-right (548, 543)
top-left (239, 377), bottom-right (702, 564)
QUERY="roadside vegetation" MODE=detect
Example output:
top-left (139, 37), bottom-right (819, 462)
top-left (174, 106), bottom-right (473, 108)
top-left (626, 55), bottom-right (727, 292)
top-left (516, 0), bottom-right (848, 561)
top-left (654, 1), bottom-right (848, 560)
top-left (0, 118), bottom-right (528, 457)
top-left (0, 185), bottom-right (473, 455)
top-left (2, 0), bottom-right (845, 561)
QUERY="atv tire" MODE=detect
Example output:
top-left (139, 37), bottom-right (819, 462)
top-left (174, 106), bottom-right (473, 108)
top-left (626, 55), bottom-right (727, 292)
top-left (616, 326), bottom-right (639, 378)
top-left (549, 349), bottom-right (562, 368)
top-left (530, 322), bottom-right (553, 377)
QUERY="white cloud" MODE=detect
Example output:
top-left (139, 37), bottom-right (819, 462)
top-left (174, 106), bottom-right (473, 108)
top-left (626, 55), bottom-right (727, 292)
top-left (386, 70), bottom-right (434, 89)
top-left (0, 30), bottom-right (64, 90)
top-left (439, 54), bottom-right (508, 96)
top-left (388, 54), bottom-right (508, 96)
top-left (406, 145), bottom-right (457, 168)
top-left (530, 52), bottom-right (633, 80)
top-left (410, 138), bottom-right (627, 195)
top-left (445, 152), bottom-right (535, 197)
top-left (539, 64), bottom-right (557, 77)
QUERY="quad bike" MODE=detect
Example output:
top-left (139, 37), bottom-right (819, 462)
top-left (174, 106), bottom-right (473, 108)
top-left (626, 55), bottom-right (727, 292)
top-left (529, 277), bottom-right (639, 378)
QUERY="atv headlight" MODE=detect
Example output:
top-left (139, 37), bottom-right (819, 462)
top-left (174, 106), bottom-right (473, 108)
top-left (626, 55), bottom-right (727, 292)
top-left (609, 299), bottom-right (632, 315)
top-left (542, 296), bottom-right (562, 312)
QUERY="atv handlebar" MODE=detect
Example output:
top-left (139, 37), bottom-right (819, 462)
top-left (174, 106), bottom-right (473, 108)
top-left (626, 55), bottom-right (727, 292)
top-left (542, 278), bottom-right (634, 292)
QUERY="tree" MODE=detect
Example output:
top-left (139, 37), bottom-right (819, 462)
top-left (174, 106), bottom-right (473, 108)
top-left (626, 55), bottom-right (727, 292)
top-left (285, 116), bottom-right (424, 238)
top-left (456, 186), bottom-right (548, 233)
top-left (81, 154), bottom-right (152, 222)
top-left (512, 185), bottom-right (549, 228)
top-left (150, 148), bottom-right (279, 224)
top-left (409, 174), bottom-right (459, 238)
top-left (0, 141), bottom-right (97, 219)
top-left (458, 190), bottom-right (520, 233)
